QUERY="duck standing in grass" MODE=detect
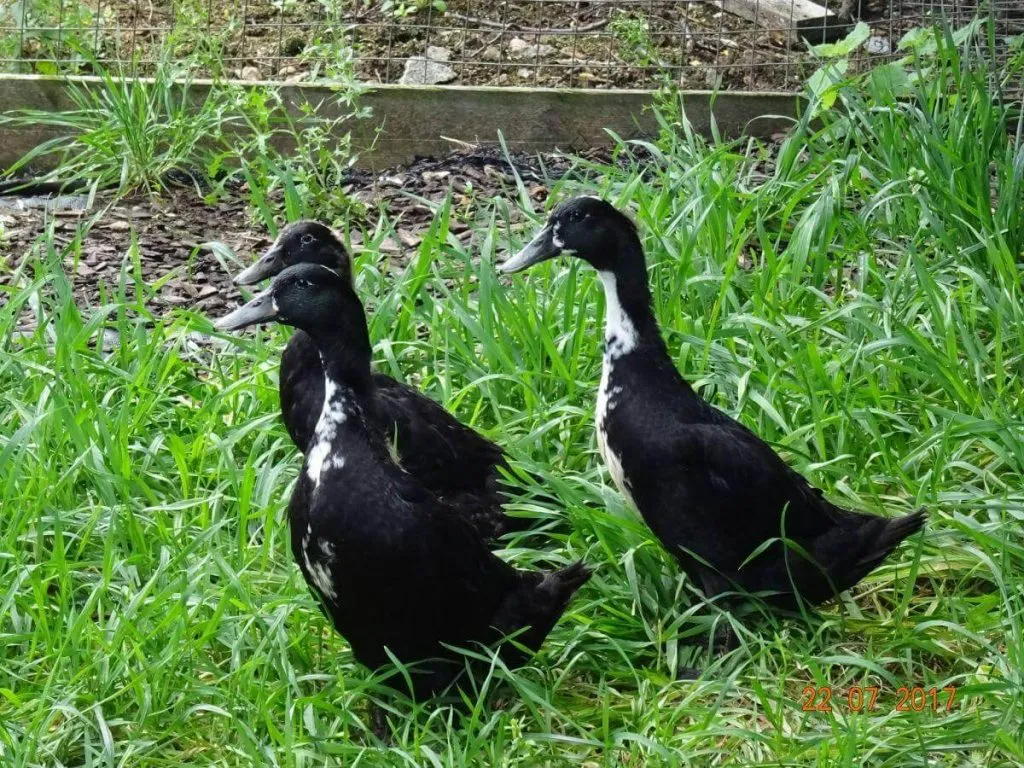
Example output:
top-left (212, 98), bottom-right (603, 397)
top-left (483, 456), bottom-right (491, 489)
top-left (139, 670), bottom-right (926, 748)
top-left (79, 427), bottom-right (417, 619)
top-left (232, 220), bottom-right (535, 541)
top-left (498, 196), bottom-right (926, 616)
top-left (213, 263), bottom-right (591, 710)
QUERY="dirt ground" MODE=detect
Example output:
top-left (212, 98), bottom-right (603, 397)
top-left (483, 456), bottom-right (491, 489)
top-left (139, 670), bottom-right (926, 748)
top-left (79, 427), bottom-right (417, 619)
top-left (0, 146), bottom-right (616, 327)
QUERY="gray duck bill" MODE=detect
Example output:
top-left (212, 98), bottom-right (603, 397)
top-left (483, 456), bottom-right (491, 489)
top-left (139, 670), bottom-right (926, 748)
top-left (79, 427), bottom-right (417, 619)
top-left (233, 246), bottom-right (284, 286)
top-left (214, 289), bottom-right (278, 331)
top-left (497, 225), bottom-right (561, 274)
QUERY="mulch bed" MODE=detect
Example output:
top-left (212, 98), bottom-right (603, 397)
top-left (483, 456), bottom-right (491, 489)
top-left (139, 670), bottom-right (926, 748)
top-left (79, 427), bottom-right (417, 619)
top-left (0, 146), bottom-right (620, 328)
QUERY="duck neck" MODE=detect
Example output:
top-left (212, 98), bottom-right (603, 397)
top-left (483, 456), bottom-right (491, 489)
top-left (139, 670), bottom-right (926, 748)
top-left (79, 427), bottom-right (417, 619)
top-left (303, 328), bottom-right (375, 487)
top-left (311, 329), bottom-right (373, 402)
top-left (596, 241), bottom-right (663, 360)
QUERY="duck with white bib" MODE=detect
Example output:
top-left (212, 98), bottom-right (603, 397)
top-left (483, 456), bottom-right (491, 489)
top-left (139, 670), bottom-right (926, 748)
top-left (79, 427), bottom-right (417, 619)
top-left (213, 263), bottom-right (591, 716)
top-left (498, 195), bottom-right (926, 625)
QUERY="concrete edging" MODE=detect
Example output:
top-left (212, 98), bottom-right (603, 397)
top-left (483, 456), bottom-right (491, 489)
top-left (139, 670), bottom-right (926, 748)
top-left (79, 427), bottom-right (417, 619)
top-left (0, 74), bottom-right (805, 172)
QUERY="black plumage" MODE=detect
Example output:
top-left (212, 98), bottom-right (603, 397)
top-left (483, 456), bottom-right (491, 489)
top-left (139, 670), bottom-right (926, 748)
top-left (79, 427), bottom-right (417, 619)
top-left (234, 221), bottom-right (535, 540)
top-left (214, 263), bottom-right (591, 701)
top-left (499, 196), bottom-right (926, 612)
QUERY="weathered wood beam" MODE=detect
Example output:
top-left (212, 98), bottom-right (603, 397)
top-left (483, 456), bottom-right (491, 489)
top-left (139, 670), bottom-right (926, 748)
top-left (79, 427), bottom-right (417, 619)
top-left (717, 0), bottom-right (852, 46)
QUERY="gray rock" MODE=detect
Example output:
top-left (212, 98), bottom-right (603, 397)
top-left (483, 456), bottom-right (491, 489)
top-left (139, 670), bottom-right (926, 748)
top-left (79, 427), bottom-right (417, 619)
top-left (865, 36), bottom-right (891, 55)
top-left (398, 47), bottom-right (457, 85)
top-left (508, 37), bottom-right (556, 59)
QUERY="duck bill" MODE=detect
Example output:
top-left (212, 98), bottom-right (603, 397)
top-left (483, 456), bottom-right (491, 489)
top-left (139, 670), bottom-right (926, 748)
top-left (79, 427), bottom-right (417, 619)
top-left (233, 245), bottom-right (284, 286)
top-left (497, 225), bottom-right (561, 274)
top-left (214, 288), bottom-right (277, 331)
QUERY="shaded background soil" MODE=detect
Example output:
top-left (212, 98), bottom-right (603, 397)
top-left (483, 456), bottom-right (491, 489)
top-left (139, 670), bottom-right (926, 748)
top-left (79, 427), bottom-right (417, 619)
top-left (0, 147), bottom-right (611, 326)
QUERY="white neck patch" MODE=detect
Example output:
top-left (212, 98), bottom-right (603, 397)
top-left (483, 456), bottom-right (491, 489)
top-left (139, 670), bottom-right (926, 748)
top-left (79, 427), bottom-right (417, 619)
top-left (596, 270), bottom-right (636, 506)
top-left (598, 271), bottom-right (638, 359)
top-left (306, 370), bottom-right (348, 486)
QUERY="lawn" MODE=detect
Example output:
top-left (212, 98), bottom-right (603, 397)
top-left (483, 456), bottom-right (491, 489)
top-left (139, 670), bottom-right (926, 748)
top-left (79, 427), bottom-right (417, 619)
top-left (1, 23), bottom-right (1023, 767)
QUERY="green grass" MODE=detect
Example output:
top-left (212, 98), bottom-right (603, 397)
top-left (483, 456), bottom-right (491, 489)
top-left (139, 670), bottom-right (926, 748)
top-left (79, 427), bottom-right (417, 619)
top-left (2, 26), bottom-right (1023, 767)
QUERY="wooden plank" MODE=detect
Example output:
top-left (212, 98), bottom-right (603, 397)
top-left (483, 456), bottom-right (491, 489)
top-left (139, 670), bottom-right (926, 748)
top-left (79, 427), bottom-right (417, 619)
top-left (717, 0), bottom-right (852, 45)
top-left (0, 75), bottom-right (805, 172)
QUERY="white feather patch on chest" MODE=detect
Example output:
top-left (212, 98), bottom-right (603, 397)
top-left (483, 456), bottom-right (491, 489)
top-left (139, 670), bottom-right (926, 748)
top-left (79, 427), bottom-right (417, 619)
top-left (306, 371), bottom-right (348, 487)
top-left (596, 271), bottom-right (638, 505)
top-left (596, 358), bottom-right (633, 505)
top-left (598, 271), bottom-right (638, 359)
top-left (301, 530), bottom-right (338, 600)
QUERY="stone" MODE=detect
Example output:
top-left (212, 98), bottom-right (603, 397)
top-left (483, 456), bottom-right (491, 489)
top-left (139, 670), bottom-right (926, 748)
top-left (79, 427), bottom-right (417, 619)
top-left (398, 47), bottom-right (457, 85)
top-left (481, 46), bottom-right (500, 60)
top-left (397, 230), bottom-right (421, 248)
top-left (865, 36), bottom-right (891, 55)
top-left (240, 66), bottom-right (262, 81)
top-left (508, 37), bottom-right (556, 59)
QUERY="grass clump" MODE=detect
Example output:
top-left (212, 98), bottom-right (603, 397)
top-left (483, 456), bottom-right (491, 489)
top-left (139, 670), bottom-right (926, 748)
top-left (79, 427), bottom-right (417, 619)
top-left (0, 48), bottom-right (369, 213)
top-left (1, 20), bottom-right (1023, 767)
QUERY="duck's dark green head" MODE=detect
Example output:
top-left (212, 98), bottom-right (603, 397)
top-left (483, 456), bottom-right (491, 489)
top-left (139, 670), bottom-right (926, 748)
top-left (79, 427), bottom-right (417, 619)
top-left (234, 221), bottom-right (353, 286)
top-left (497, 196), bottom-right (640, 275)
top-left (216, 262), bottom-right (362, 335)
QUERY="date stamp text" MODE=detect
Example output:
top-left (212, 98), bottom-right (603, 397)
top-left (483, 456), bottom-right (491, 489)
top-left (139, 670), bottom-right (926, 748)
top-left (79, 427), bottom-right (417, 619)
top-left (800, 685), bottom-right (958, 713)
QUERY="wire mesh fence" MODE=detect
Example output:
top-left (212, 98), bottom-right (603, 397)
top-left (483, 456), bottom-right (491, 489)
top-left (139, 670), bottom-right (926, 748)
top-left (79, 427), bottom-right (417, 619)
top-left (0, 0), bottom-right (1021, 91)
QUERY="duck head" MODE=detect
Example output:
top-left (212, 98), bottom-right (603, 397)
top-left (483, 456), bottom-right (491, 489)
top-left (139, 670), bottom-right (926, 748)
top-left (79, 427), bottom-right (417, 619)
top-left (497, 196), bottom-right (641, 276)
top-left (499, 195), bottom-right (661, 351)
top-left (234, 221), bottom-right (353, 287)
top-left (216, 262), bottom-right (364, 339)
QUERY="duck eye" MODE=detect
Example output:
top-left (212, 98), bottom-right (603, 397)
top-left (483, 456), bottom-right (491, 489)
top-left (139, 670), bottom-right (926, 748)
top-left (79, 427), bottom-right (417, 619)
top-left (297, 278), bottom-right (312, 288)
top-left (300, 234), bottom-right (314, 245)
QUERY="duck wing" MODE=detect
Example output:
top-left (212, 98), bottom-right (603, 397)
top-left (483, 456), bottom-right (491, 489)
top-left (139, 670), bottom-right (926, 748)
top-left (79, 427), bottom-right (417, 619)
top-left (371, 374), bottom-right (506, 496)
top-left (372, 375), bottom-right (542, 539)
top-left (632, 419), bottom-right (921, 606)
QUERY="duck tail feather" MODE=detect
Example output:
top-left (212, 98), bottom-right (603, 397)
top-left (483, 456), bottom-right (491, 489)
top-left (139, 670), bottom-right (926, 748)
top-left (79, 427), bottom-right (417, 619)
top-left (494, 561), bottom-right (591, 661)
top-left (826, 507), bottom-right (929, 596)
top-left (538, 561), bottom-right (593, 601)
top-left (856, 507), bottom-right (927, 570)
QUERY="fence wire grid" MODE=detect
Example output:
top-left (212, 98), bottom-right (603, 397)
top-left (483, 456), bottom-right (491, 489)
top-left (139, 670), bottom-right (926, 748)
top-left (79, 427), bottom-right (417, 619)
top-left (1, 0), bottom-right (1021, 91)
